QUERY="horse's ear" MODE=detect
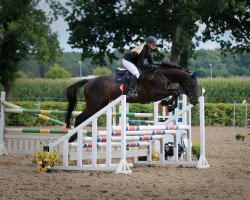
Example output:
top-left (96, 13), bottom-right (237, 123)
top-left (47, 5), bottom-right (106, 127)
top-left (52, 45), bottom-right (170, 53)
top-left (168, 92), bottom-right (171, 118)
top-left (191, 71), bottom-right (198, 79)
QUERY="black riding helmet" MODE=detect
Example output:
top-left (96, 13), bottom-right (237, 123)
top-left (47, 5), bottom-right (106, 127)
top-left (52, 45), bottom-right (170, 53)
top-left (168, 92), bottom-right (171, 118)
top-left (146, 36), bottom-right (158, 45)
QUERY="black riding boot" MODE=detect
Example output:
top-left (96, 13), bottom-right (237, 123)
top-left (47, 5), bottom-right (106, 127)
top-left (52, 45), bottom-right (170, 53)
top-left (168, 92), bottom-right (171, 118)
top-left (127, 75), bottom-right (138, 98)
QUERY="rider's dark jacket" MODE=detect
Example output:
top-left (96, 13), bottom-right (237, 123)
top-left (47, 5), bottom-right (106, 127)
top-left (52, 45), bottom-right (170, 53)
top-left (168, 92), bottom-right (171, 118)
top-left (123, 44), bottom-right (153, 70)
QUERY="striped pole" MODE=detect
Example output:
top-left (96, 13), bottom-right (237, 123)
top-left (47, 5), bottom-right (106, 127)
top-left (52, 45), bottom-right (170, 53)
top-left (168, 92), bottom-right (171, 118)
top-left (85, 129), bottom-right (176, 137)
top-left (112, 124), bottom-right (190, 131)
top-left (5, 127), bottom-right (66, 134)
top-left (3, 100), bottom-right (65, 126)
top-left (83, 135), bottom-right (164, 142)
top-left (128, 119), bottom-right (154, 124)
top-left (5, 108), bottom-right (81, 117)
top-left (69, 141), bottom-right (150, 148)
top-left (112, 112), bottom-right (153, 118)
top-left (36, 114), bottom-right (65, 126)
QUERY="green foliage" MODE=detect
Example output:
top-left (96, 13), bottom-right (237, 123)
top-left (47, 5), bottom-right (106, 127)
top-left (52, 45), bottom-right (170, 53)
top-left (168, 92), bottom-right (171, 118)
top-left (199, 78), bottom-right (250, 103)
top-left (45, 63), bottom-right (71, 79)
top-left (192, 141), bottom-right (200, 159)
top-left (0, 77), bottom-right (248, 103)
top-left (18, 50), bottom-right (249, 78)
top-left (16, 71), bottom-right (28, 79)
top-left (191, 103), bottom-right (249, 127)
top-left (64, 0), bottom-right (249, 66)
top-left (0, 0), bottom-right (61, 94)
top-left (93, 67), bottom-right (112, 76)
top-left (4, 79), bottom-right (75, 101)
top-left (189, 49), bottom-right (249, 77)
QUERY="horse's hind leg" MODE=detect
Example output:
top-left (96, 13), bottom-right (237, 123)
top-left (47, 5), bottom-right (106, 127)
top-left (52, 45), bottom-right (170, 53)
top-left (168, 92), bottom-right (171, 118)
top-left (68, 97), bottom-right (110, 142)
top-left (68, 109), bottom-right (93, 142)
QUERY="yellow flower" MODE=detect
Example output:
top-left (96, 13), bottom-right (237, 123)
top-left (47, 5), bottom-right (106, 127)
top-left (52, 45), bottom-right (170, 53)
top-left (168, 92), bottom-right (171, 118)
top-left (32, 150), bottom-right (61, 174)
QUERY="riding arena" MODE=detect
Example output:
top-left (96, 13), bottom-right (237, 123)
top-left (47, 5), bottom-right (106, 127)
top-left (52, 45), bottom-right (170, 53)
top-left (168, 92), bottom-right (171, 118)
top-left (0, 79), bottom-right (249, 199)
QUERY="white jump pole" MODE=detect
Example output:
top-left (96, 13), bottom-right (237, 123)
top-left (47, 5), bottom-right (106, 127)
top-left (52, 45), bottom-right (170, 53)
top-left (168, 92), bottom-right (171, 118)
top-left (106, 107), bottom-right (112, 167)
top-left (0, 92), bottom-right (7, 155)
top-left (115, 95), bottom-right (131, 174)
top-left (197, 89), bottom-right (210, 168)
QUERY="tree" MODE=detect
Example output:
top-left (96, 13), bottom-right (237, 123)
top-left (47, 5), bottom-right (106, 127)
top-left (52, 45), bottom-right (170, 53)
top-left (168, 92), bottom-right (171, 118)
top-left (45, 63), bottom-right (71, 79)
top-left (64, 0), bottom-right (249, 68)
top-left (0, 0), bottom-right (62, 98)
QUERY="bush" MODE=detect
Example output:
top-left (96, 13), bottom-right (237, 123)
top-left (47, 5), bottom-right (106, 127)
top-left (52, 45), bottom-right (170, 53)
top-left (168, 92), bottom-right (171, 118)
top-left (16, 71), bottom-right (28, 79)
top-left (92, 66), bottom-right (112, 75)
top-left (45, 63), bottom-right (71, 79)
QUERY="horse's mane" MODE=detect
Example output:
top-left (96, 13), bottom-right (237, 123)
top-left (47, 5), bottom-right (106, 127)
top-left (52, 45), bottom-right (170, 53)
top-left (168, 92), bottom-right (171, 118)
top-left (160, 61), bottom-right (190, 73)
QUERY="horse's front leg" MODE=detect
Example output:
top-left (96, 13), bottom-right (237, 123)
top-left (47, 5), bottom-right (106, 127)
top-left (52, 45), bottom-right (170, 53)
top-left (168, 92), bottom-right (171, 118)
top-left (155, 89), bottom-right (179, 112)
top-left (154, 89), bottom-right (179, 101)
top-left (161, 97), bottom-right (178, 112)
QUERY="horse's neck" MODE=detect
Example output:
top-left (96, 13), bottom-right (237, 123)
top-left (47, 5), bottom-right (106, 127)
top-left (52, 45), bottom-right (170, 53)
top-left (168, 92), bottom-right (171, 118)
top-left (160, 68), bottom-right (189, 83)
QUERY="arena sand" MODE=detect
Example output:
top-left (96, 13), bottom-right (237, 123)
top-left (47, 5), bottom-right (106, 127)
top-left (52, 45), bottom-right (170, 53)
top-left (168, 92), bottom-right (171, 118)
top-left (0, 127), bottom-right (249, 200)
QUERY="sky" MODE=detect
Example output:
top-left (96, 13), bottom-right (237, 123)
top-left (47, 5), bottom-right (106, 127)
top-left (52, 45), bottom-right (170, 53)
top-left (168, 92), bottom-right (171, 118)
top-left (50, 16), bottom-right (221, 52)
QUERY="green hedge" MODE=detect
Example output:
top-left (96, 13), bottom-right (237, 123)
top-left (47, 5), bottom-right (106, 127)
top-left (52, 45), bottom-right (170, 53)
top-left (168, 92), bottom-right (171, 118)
top-left (4, 102), bottom-right (249, 127)
top-left (0, 77), bottom-right (249, 103)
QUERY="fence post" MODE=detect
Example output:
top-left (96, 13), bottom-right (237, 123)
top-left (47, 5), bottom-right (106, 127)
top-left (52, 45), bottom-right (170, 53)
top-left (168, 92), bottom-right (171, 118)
top-left (115, 95), bottom-right (131, 174)
top-left (0, 92), bottom-right (7, 155)
top-left (197, 94), bottom-right (210, 168)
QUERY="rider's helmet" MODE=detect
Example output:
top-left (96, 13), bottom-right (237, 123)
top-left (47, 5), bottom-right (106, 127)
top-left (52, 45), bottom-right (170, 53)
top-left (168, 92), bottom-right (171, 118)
top-left (146, 36), bottom-right (158, 45)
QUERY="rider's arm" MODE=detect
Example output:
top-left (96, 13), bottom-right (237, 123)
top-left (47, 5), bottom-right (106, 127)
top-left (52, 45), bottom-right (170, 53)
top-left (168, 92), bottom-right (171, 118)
top-left (138, 47), bottom-right (152, 70)
top-left (147, 53), bottom-right (153, 64)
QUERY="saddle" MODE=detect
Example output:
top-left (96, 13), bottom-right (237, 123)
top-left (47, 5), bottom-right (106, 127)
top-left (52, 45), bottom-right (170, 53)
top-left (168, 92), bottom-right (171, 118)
top-left (114, 67), bottom-right (144, 84)
top-left (114, 68), bottom-right (131, 84)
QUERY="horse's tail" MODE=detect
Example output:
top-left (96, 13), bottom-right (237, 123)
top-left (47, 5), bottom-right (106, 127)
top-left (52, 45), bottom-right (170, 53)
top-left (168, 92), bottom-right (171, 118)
top-left (65, 79), bottom-right (89, 128)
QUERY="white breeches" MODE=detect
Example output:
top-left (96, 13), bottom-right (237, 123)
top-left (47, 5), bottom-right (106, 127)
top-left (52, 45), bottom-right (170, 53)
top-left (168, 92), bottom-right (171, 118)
top-left (122, 59), bottom-right (140, 79)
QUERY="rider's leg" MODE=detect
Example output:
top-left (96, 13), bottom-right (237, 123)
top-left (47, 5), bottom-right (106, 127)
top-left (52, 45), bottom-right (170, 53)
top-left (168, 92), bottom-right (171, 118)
top-left (122, 59), bottom-right (140, 98)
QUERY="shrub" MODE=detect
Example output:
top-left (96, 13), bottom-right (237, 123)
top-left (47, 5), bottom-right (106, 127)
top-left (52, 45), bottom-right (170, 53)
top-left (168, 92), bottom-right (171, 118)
top-left (32, 150), bottom-right (61, 173)
top-left (45, 63), bottom-right (71, 79)
top-left (93, 66), bottom-right (112, 75)
top-left (16, 71), bottom-right (28, 79)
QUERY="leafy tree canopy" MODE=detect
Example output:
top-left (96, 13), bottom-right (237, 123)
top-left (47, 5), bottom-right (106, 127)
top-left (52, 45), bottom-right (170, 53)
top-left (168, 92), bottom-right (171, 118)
top-left (64, 0), bottom-right (249, 67)
top-left (0, 0), bottom-right (63, 97)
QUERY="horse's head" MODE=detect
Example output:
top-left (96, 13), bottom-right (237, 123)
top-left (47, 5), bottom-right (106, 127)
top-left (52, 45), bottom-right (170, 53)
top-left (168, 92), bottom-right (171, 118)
top-left (182, 71), bottom-right (199, 105)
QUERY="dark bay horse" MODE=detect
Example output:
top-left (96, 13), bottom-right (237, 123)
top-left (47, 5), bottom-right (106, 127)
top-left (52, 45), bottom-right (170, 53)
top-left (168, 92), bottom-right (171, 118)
top-left (65, 61), bottom-right (199, 142)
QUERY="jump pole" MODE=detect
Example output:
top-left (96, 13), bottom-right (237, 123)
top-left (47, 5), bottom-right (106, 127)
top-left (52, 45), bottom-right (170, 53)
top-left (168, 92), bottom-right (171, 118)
top-left (0, 92), bottom-right (7, 155)
top-left (197, 89), bottom-right (210, 168)
top-left (115, 95), bottom-right (131, 174)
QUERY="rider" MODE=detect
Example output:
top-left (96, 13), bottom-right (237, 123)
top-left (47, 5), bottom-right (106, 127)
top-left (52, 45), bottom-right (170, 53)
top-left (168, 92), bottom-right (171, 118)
top-left (122, 36), bottom-right (158, 98)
